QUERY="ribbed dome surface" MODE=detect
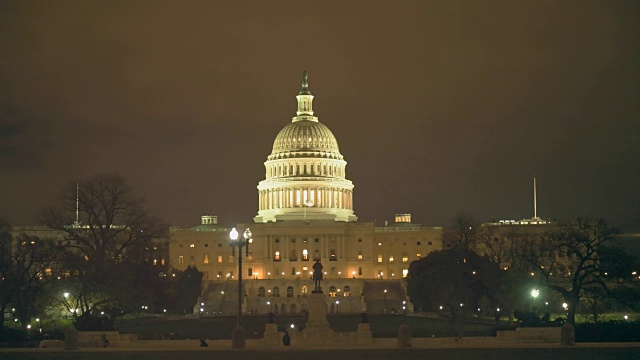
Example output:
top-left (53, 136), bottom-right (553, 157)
top-left (271, 120), bottom-right (340, 154)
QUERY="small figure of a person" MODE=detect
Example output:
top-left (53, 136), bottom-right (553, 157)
top-left (101, 334), bottom-right (110, 348)
top-left (282, 330), bottom-right (291, 346)
top-left (200, 339), bottom-right (209, 347)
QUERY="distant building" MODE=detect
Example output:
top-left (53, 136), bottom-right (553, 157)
top-left (168, 72), bottom-right (443, 315)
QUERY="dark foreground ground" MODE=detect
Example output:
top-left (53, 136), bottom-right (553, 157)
top-left (2, 347), bottom-right (640, 360)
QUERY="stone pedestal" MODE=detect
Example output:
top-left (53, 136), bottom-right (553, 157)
top-left (301, 293), bottom-right (334, 340)
top-left (356, 323), bottom-right (373, 344)
top-left (231, 325), bottom-right (246, 349)
top-left (263, 323), bottom-right (280, 346)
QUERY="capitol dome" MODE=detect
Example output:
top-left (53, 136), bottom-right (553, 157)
top-left (269, 120), bottom-right (342, 159)
top-left (254, 71), bottom-right (357, 223)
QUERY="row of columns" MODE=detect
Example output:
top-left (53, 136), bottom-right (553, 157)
top-left (267, 162), bottom-right (344, 178)
top-left (259, 187), bottom-right (353, 211)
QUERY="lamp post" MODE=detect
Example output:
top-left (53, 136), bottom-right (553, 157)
top-left (230, 227), bottom-right (251, 349)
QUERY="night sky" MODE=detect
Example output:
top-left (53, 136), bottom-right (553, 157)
top-left (1, 1), bottom-right (639, 231)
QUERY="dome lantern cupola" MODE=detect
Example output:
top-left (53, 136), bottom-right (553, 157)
top-left (254, 71), bottom-right (357, 223)
top-left (295, 69), bottom-right (316, 119)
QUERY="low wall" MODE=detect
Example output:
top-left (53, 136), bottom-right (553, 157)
top-left (496, 327), bottom-right (561, 343)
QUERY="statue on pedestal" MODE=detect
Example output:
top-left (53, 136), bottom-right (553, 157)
top-left (312, 260), bottom-right (323, 293)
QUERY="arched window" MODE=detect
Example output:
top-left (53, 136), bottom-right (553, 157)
top-left (329, 286), bottom-right (337, 297)
top-left (289, 249), bottom-right (297, 261)
top-left (287, 286), bottom-right (294, 298)
top-left (330, 249), bottom-right (337, 261)
top-left (314, 249), bottom-right (320, 260)
top-left (290, 304), bottom-right (297, 313)
top-left (281, 304), bottom-right (287, 314)
top-left (258, 287), bottom-right (265, 297)
top-left (274, 251), bottom-right (281, 261)
top-left (273, 287), bottom-right (280, 297)
top-left (203, 254), bottom-right (209, 264)
top-left (273, 303), bottom-right (279, 314)
top-left (302, 249), bottom-right (309, 261)
top-left (301, 286), bottom-right (308, 295)
top-left (343, 286), bottom-right (351, 297)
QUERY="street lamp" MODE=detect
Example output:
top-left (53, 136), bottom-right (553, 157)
top-left (230, 227), bottom-right (252, 349)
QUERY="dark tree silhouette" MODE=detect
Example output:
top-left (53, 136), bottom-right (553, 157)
top-left (42, 174), bottom-right (167, 329)
top-left (515, 219), bottom-right (627, 324)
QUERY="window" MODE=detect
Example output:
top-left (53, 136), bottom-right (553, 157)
top-left (258, 287), bottom-right (265, 297)
top-left (274, 251), bottom-right (281, 261)
top-left (358, 267), bottom-right (363, 276)
top-left (291, 238), bottom-right (296, 243)
top-left (204, 243), bottom-right (208, 247)
top-left (331, 267), bottom-right (336, 275)
top-left (329, 286), bottom-right (337, 297)
top-left (301, 286), bottom-right (308, 295)
top-left (179, 256), bottom-right (184, 264)
top-left (248, 268), bottom-right (253, 277)
top-left (287, 286), bottom-right (294, 298)
top-left (389, 255), bottom-right (394, 262)
top-left (302, 249), bottom-right (309, 261)
top-left (330, 249), bottom-right (337, 261)
top-left (247, 252), bottom-right (253, 260)
top-left (314, 249), bottom-right (320, 260)
top-left (417, 241), bottom-right (421, 246)
top-left (179, 243), bottom-right (183, 248)
top-left (290, 249), bottom-right (297, 261)
top-left (190, 243), bottom-right (195, 248)
top-left (377, 254), bottom-right (383, 263)
top-left (153, 259), bottom-right (157, 265)
top-left (416, 253), bottom-right (422, 258)
top-left (190, 256), bottom-right (195, 262)
top-left (275, 238), bottom-right (280, 243)
top-left (217, 255), bottom-right (223, 263)
top-left (229, 256), bottom-right (234, 263)
top-left (291, 267), bottom-right (296, 275)
top-left (203, 254), bottom-right (209, 264)
top-left (402, 269), bottom-right (409, 278)
top-left (315, 238), bottom-right (319, 243)
top-left (428, 241), bottom-right (432, 245)
top-left (358, 251), bottom-right (363, 260)
top-left (343, 286), bottom-right (351, 296)
top-left (273, 287), bottom-right (280, 297)
top-left (402, 255), bottom-right (408, 263)
top-left (217, 271), bottom-right (222, 279)
top-left (218, 243), bottom-right (222, 247)
top-left (358, 238), bottom-right (362, 242)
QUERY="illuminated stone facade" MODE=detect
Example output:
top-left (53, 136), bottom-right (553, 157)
top-left (168, 72), bottom-right (443, 315)
top-left (254, 70), bottom-right (356, 223)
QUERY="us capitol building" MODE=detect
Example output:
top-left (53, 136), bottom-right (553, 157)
top-left (169, 72), bottom-right (443, 315)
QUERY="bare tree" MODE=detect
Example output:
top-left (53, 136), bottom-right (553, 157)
top-left (515, 218), bottom-right (619, 324)
top-left (43, 174), bottom-right (167, 266)
top-left (443, 214), bottom-right (481, 251)
top-left (42, 174), bottom-right (167, 329)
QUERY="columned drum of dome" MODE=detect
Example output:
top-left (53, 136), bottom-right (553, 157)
top-left (254, 71), bottom-right (357, 223)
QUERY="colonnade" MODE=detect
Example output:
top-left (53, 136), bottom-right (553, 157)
top-left (258, 187), bottom-right (353, 211)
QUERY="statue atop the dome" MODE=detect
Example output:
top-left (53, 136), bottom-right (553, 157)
top-left (299, 69), bottom-right (311, 95)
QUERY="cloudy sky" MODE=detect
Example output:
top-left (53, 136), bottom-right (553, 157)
top-left (1, 1), bottom-right (638, 231)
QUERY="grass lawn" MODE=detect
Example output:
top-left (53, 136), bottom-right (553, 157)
top-left (115, 314), bottom-right (498, 340)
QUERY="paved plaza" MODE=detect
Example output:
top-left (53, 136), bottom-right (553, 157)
top-left (2, 338), bottom-right (640, 360)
